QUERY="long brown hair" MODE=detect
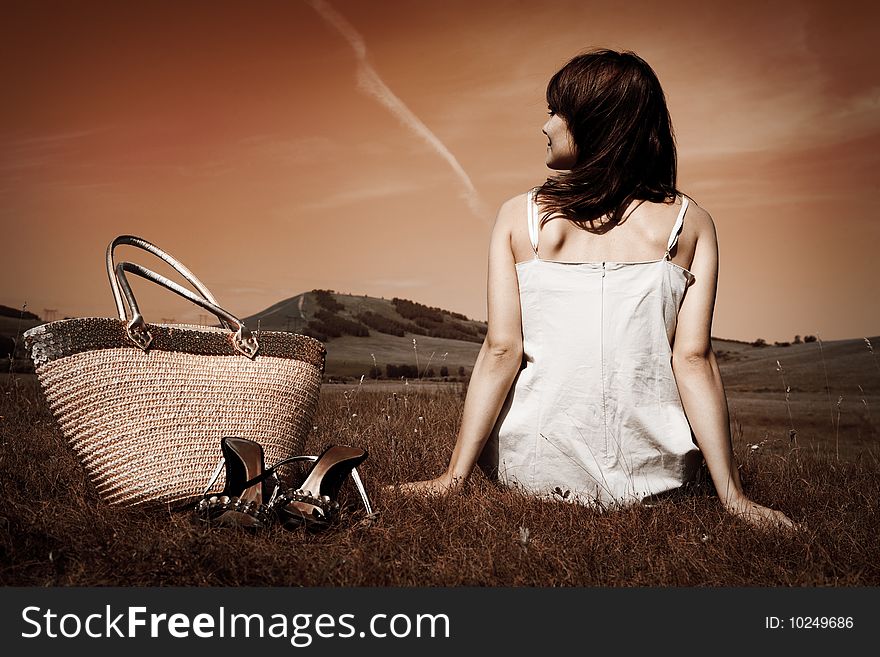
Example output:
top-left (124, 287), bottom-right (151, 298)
top-left (535, 49), bottom-right (679, 228)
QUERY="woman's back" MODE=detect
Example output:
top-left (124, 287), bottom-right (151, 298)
top-left (478, 190), bottom-right (703, 506)
top-left (509, 192), bottom-right (702, 272)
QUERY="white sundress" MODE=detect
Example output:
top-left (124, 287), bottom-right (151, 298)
top-left (478, 189), bottom-right (703, 507)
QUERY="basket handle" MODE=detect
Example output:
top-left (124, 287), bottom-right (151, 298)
top-left (115, 261), bottom-right (259, 359)
top-left (106, 235), bottom-right (233, 331)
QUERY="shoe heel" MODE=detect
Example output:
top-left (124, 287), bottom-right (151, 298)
top-left (197, 437), bottom-right (274, 530)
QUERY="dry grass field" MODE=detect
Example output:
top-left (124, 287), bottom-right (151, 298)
top-left (2, 331), bottom-right (878, 586)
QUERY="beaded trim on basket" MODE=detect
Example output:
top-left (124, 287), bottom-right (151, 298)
top-left (24, 318), bottom-right (326, 368)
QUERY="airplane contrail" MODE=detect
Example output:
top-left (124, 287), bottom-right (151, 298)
top-left (306, 0), bottom-right (489, 221)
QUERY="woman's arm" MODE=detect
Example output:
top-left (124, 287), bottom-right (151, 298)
top-left (396, 197), bottom-right (525, 495)
top-left (672, 204), bottom-right (795, 530)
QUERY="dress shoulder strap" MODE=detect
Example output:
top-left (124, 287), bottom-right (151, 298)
top-left (527, 188), bottom-right (540, 256)
top-left (664, 195), bottom-right (689, 260)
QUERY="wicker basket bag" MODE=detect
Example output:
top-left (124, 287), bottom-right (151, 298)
top-left (24, 235), bottom-right (325, 507)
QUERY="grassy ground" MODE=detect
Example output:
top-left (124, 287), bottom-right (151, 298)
top-left (1, 371), bottom-right (878, 587)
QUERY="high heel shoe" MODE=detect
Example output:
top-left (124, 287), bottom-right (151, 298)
top-left (196, 437), bottom-right (277, 530)
top-left (272, 445), bottom-right (370, 530)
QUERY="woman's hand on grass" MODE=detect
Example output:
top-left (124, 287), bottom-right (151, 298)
top-left (387, 472), bottom-right (463, 498)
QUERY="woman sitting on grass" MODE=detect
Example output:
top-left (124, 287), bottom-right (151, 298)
top-left (396, 48), bottom-right (794, 530)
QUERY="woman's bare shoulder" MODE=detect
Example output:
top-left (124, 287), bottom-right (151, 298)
top-left (496, 192), bottom-right (529, 222)
top-left (489, 192), bottom-right (532, 242)
top-left (682, 195), bottom-right (717, 239)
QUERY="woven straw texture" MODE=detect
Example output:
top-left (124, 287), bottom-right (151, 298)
top-left (25, 318), bottom-right (325, 507)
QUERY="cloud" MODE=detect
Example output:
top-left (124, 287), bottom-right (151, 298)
top-left (306, 0), bottom-right (490, 221)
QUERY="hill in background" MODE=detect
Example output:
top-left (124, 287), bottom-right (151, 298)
top-left (243, 289), bottom-right (486, 342)
top-left (242, 289), bottom-right (488, 379)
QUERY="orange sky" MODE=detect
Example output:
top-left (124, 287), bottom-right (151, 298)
top-left (2, 0), bottom-right (878, 342)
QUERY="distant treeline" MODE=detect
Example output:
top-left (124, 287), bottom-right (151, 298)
top-left (357, 311), bottom-right (411, 338)
top-left (392, 297), bottom-right (445, 322)
top-left (302, 324), bottom-right (329, 342)
top-left (392, 298), bottom-right (484, 343)
top-left (414, 317), bottom-right (482, 343)
top-left (356, 310), bottom-right (484, 343)
top-left (391, 297), bottom-right (474, 324)
top-left (304, 309), bottom-right (369, 341)
top-left (0, 305), bottom-right (40, 321)
top-left (300, 291), bottom-right (486, 344)
top-left (751, 335), bottom-right (818, 348)
top-left (312, 289), bottom-right (345, 313)
top-left (383, 364), bottom-right (467, 379)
